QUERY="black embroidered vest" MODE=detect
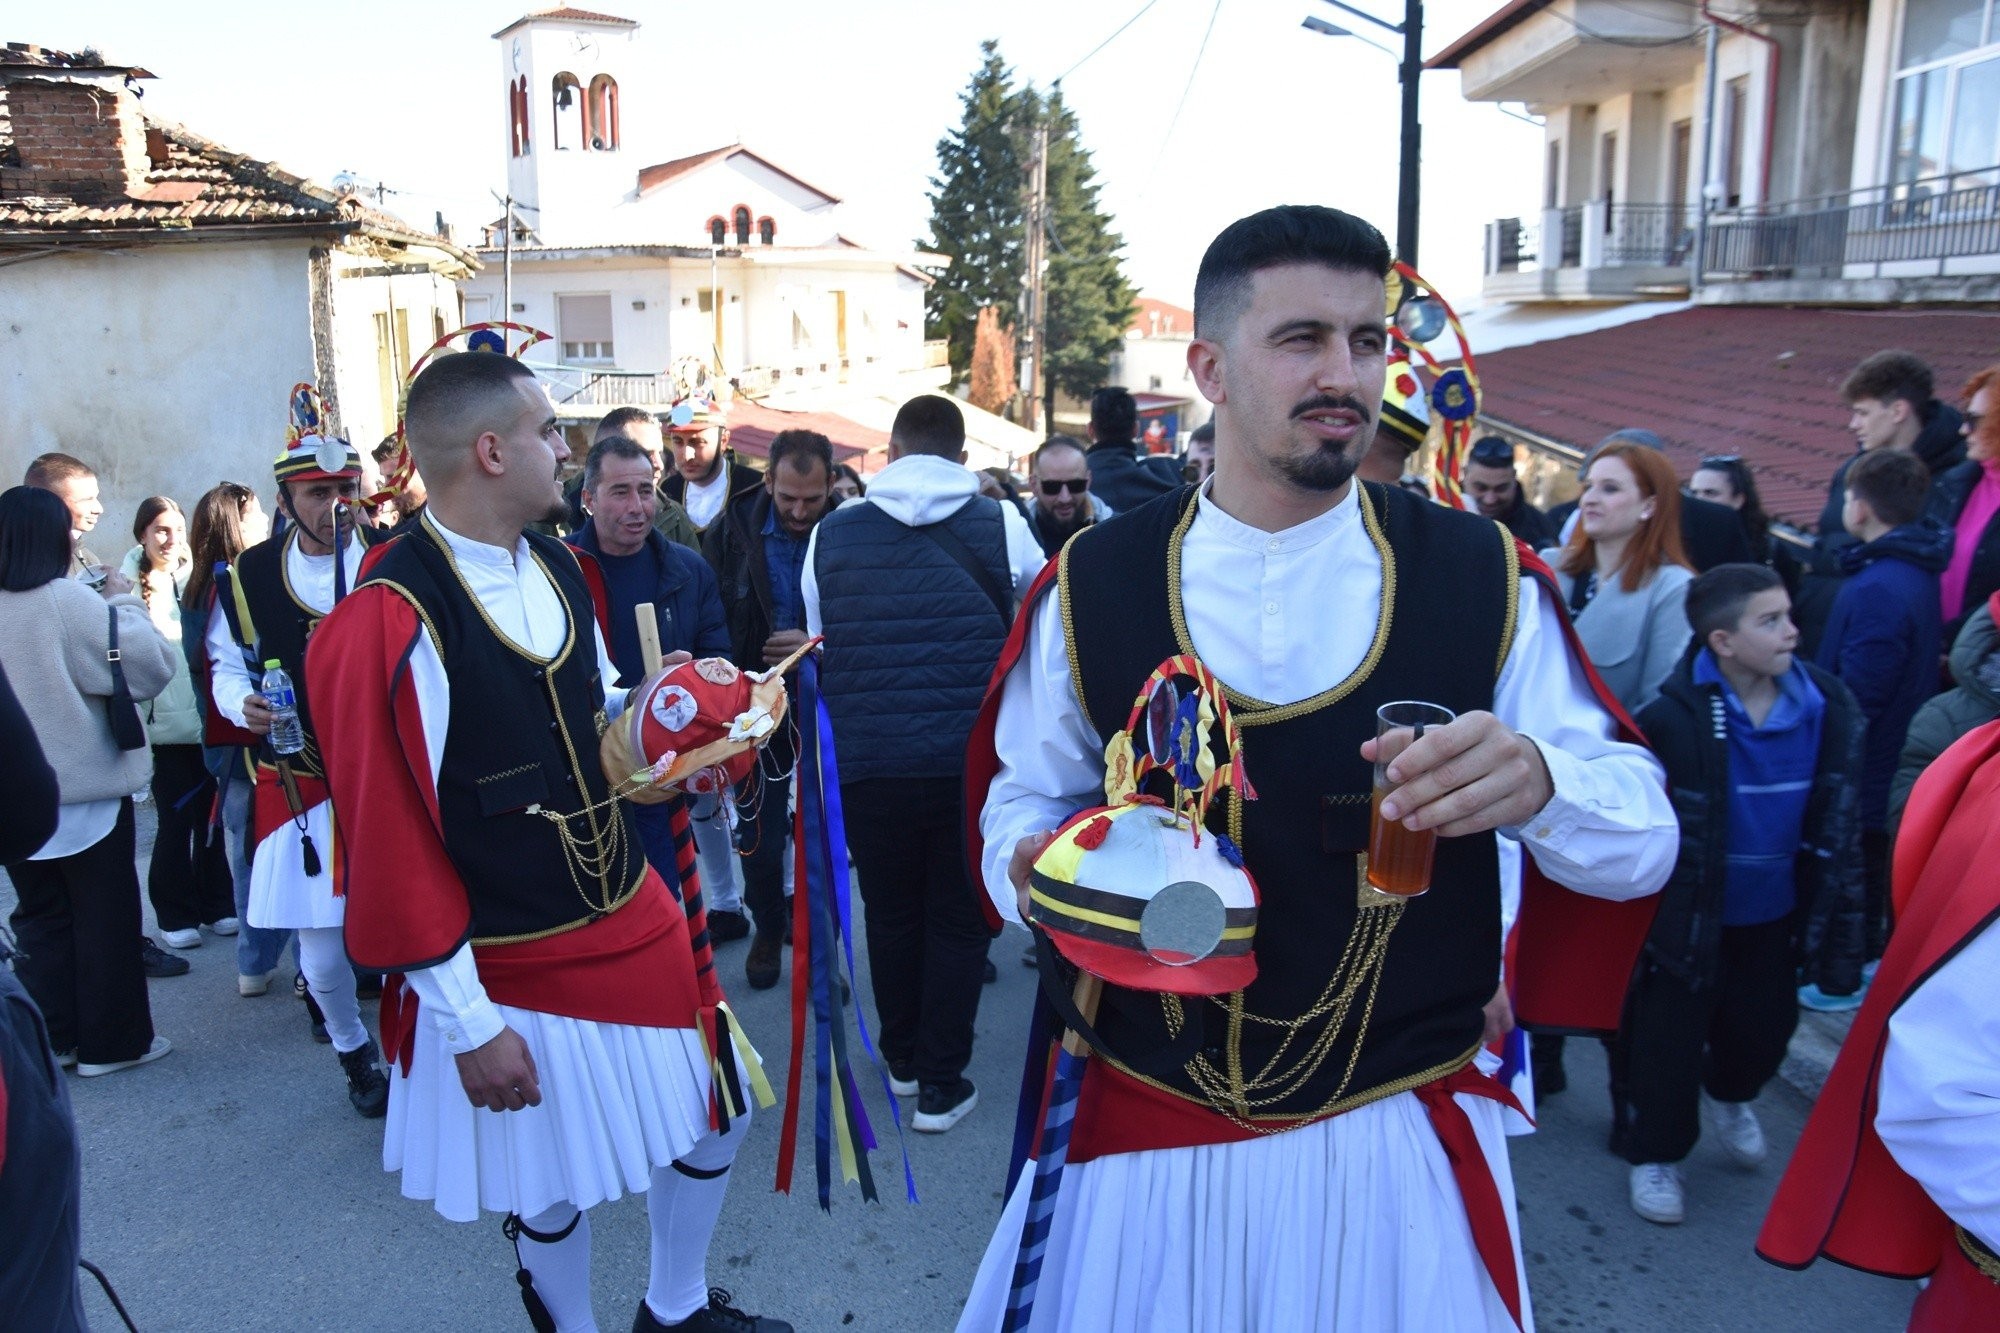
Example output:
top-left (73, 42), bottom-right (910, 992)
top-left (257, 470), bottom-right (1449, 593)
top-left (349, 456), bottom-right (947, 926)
top-left (361, 523), bottom-right (648, 944)
top-left (231, 528), bottom-right (374, 778)
top-left (1061, 483), bottom-right (1521, 1123)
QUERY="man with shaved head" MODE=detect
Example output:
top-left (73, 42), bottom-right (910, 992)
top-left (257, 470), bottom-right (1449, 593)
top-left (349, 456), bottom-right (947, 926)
top-left (309, 351), bottom-right (789, 1332)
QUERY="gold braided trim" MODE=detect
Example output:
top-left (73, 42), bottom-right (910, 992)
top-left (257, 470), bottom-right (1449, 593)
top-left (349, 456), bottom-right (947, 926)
top-left (1170, 485), bottom-right (1396, 727)
top-left (420, 514), bottom-right (576, 673)
top-left (1496, 524), bottom-right (1521, 680)
top-left (1098, 1039), bottom-right (1483, 1132)
top-left (1959, 1226), bottom-right (2000, 1285)
top-left (366, 581), bottom-right (445, 661)
top-left (1056, 534), bottom-right (1091, 721)
top-left (470, 865), bottom-right (647, 947)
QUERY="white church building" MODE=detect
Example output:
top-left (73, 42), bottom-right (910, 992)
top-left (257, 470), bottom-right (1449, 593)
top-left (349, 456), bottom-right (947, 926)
top-left (466, 8), bottom-right (1028, 469)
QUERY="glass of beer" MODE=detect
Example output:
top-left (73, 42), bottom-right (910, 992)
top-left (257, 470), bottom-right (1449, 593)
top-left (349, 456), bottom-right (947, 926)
top-left (1367, 701), bottom-right (1456, 897)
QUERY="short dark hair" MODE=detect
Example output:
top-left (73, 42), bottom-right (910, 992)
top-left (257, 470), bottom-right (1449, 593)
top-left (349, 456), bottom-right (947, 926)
top-left (1470, 436), bottom-right (1516, 468)
top-left (24, 452), bottom-right (94, 490)
top-left (1686, 562), bottom-right (1784, 641)
top-left (1033, 436), bottom-right (1088, 473)
top-left (1188, 421), bottom-right (1214, 447)
top-left (769, 429), bottom-right (834, 479)
top-left (1842, 350), bottom-right (1934, 409)
top-left (1846, 447), bottom-right (1930, 526)
top-left (1089, 387), bottom-right (1137, 442)
top-left (403, 351), bottom-right (539, 475)
top-left (0, 485), bottom-right (77, 590)
top-left (1193, 205), bottom-right (1391, 341)
top-left (583, 436), bottom-right (652, 493)
top-left (595, 406), bottom-right (662, 443)
top-left (890, 395), bottom-right (966, 458)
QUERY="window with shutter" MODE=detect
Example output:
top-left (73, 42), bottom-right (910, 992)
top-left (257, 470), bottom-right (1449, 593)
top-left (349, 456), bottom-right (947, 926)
top-left (558, 293), bottom-right (615, 364)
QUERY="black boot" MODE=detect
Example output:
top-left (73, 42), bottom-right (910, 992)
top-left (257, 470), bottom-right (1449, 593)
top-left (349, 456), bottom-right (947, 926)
top-left (632, 1288), bottom-right (792, 1332)
top-left (296, 973), bottom-right (330, 1043)
top-left (339, 1040), bottom-right (390, 1118)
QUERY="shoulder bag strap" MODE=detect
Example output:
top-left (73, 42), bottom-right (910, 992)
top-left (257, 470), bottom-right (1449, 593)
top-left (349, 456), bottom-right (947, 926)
top-left (912, 511), bottom-right (1010, 627)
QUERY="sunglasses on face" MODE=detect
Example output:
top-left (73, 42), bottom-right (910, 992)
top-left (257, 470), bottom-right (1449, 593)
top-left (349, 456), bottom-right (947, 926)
top-left (1700, 454), bottom-right (1744, 469)
top-left (1039, 478), bottom-right (1088, 496)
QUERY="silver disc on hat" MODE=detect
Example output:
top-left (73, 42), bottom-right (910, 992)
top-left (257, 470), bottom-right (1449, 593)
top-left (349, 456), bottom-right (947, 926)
top-left (1139, 879), bottom-right (1227, 966)
top-left (315, 435), bottom-right (350, 475)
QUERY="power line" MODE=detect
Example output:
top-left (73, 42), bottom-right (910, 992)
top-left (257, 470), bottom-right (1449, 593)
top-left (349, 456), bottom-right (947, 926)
top-left (1143, 0), bottom-right (1226, 185)
top-left (1057, 0), bottom-right (1166, 83)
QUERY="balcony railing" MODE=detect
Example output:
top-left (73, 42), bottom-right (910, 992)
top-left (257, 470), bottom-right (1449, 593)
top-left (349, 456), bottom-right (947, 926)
top-left (1485, 202), bottom-right (1694, 277)
top-left (1702, 168), bottom-right (2000, 278)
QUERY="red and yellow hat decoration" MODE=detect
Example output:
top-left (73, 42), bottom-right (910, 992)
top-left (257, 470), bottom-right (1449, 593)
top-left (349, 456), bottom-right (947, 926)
top-left (1384, 262), bottom-right (1482, 509)
top-left (372, 321), bottom-right (553, 506)
top-left (274, 383), bottom-right (363, 485)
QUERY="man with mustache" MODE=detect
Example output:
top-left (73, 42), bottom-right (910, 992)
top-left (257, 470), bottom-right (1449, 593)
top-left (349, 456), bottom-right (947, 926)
top-left (1026, 437), bottom-right (1104, 558)
top-left (959, 205), bottom-right (1678, 1330)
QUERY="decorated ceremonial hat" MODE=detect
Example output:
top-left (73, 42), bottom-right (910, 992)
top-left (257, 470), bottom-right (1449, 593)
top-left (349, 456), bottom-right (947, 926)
top-left (1029, 800), bottom-right (1259, 997)
top-left (608, 639), bottom-right (817, 798)
top-left (275, 383), bottom-right (363, 485)
top-left (1379, 353), bottom-right (1433, 456)
top-left (373, 322), bottom-right (554, 506)
top-left (664, 355), bottom-right (726, 434)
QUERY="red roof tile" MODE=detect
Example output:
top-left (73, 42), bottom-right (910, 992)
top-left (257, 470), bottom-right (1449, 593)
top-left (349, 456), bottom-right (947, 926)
top-left (492, 8), bottom-right (639, 37)
top-left (1471, 305), bottom-right (2000, 527)
top-left (724, 400), bottom-right (882, 467)
top-left (635, 143), bottom-right (840, 204)
top-left (1129, 296), bottom-right (1193, 338)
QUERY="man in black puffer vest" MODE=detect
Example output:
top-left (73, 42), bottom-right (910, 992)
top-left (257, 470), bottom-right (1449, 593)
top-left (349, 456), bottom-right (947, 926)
top-left (803, 395), bottom-right (1045, 1133)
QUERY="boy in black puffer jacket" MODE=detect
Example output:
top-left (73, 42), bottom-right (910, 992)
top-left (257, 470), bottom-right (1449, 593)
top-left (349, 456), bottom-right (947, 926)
top-left (1610, 565), bottom-right (1866, 1228)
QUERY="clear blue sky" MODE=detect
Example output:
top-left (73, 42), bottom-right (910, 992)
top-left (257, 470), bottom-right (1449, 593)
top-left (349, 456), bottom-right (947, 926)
top-left (25, 0), bottom-right (1542, 311)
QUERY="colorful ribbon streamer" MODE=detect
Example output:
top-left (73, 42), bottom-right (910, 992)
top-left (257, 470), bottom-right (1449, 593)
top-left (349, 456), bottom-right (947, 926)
top-left (1002, 1043), bottom-right (1089, 1331)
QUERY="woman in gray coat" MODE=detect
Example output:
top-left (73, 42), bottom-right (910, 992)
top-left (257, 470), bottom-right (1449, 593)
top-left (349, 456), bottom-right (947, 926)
top-left (0, 487), bottom-right (175, 1076)
top-left (1542, 440), bottom-right (1695, 716)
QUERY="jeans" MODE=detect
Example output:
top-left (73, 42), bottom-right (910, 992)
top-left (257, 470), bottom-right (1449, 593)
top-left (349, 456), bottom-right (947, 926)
top-left (222, 774), bottom-right (293, 979)
top-left (6, 799), bottom-right (155, 1064)
top-left (147, 743), bottom-right (235, 932)
top-left (841, 776), bottom-right (989, 1086)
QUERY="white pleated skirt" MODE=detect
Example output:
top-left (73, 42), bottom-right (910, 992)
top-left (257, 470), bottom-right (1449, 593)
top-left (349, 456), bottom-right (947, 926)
top-left (245, 805), bottom-right (344, 930)
top-left (385, 1003), bottom-right (717, 1224)
top-left (957, 1084), bottom-right (1532, 1333)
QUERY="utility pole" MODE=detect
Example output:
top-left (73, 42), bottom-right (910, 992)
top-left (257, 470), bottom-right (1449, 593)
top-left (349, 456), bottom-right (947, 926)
top-left (1019, 117), bottom-right (1050, 434)
top-left (1397, 0), bottom-right (1423, 269)
top-left (501, 194), bottom-right (515, 323)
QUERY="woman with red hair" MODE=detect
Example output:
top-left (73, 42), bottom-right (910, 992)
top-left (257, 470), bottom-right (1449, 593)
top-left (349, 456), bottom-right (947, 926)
top-left (1542, 439), bottom-right (1696, 715)
top-left (1924, 363), bottom-right (2000, 644)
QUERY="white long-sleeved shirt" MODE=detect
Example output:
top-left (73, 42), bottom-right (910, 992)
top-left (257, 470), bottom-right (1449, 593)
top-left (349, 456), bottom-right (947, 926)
top-left (378, 514), bottom-right (625, 1054)
top-left (801, 453), bottom-right (1046, 637)
top-left (979, 481), bottom-right (1677, 924)
top-left (205, 533), bottom-right (367, 726)
top-left (1877, 915), bottom-right (2000, 1252)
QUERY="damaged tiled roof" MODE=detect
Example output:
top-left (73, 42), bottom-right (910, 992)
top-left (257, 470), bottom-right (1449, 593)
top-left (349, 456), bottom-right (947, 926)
top-left (725, 399), bottom-right (880, 467)
top-left (1472, 305), bottom-right (2000, 527)
top-left (0, 91), bottom-right (471, 262)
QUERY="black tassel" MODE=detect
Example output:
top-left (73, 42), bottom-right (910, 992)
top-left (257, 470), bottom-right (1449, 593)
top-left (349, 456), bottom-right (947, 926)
top-left (301, 834), bottom-right (323, 879)
top-left (501, 1214), bottom-right (562, 1333)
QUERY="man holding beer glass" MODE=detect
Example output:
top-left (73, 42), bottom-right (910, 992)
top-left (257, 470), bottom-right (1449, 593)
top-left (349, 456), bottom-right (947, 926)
top-left (958, 205), bottom-right (1678, 1331)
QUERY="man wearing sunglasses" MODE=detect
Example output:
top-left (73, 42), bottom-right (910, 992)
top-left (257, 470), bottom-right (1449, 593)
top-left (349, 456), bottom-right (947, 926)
top-left (1464, 435), bottom-right (1557, 549)
top-left (1027, 437), bottom-right (1107, 557)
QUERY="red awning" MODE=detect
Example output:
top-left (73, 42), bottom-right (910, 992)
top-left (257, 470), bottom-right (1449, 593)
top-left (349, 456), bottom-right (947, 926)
top-left (724, 400), bottom-right (887, 470)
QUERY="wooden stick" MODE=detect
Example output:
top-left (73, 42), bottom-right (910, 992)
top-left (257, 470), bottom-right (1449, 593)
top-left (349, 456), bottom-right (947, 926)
top-left (1061, 974), bottom-right (1104, 1057)
top-left (635, 603), bottom-right (663, 676)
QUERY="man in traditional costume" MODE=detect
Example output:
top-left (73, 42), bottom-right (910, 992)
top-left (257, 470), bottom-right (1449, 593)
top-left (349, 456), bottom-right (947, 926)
top-left (958, 205), bottom-right (1679, 1331)
top-left (308, 350), bottom-right (787, 1333)
top-left (1758, 717), bottom-right (2000, 1328)
top-left (207, 387), bottom-right (388, 1116)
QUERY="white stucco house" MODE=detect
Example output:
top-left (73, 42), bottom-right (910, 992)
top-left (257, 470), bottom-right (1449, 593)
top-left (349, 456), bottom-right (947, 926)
top-left (467, 8), bottom-right (1012, 470)
top-left (0, 43), bottom-right (475, 525)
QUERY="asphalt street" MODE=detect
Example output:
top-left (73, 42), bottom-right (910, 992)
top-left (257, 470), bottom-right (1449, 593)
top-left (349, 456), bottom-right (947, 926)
top-left (5, 802), bottom-right (1919, 1332)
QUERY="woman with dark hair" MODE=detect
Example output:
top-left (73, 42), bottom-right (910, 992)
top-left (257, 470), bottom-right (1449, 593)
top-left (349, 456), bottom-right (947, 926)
top-left (0, 486), bottom-right (176, 1075)
top-left (831, 463), bottom-right (867, 506)
top-left (119, 497), bottom-right (238, 949)
top-left (1542, 442), bottom-right (1696, 715)
top-left (181, 481), bottom-right (291, 996)
top-left (1686, 456), bottom-right (1802, 594)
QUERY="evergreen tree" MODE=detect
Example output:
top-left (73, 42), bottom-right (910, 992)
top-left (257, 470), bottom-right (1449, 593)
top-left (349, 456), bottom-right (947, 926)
top-left (1039, 89), bottom-right (1137, 430)
top-left (920, 41), bottom-right (1029, 377)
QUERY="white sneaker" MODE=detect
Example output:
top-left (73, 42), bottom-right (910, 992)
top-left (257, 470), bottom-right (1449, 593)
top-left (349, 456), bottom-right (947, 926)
top-left (238, 970), bottom-right (274, 997)
top-left (1705, 1093), bottom-right (1767, 1168)
top-left (886, 1066), bottom-right (919, 1098)
top-left (78, 1035), bottom-right (172, 1078)
top-left (206, 917), bottom-right (240, 937)
top-left (160, 927), bottom-right (203, 950)
top-left (1629, 1163), bottom-right (1685, 1225)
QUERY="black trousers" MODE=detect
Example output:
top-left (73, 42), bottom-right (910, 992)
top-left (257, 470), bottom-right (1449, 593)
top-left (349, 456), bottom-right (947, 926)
top-left (735, 725), bottom-right (795, 941)
top-left (5, 799), bottom-right (156, 1064)
top-left (841, 776), bottom-right (989, 1087)
top-left (1862, 825), bottom-right (1890, 961)
top-left (147, 744), bottom-right (235, 932)
top-left (1608, 916), bottom-right (1798, 1165)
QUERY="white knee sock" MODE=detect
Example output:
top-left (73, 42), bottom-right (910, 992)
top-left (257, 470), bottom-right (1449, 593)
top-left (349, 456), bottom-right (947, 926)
top-left (512, 1202), bottom-right (596, 1333)
top-left (643, 1112), bottom-right (751, 1324)
top-left (296, 926), bottom-right (369, 1053)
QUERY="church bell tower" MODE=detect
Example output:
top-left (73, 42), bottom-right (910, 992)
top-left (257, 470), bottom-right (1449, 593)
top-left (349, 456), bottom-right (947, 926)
top-left (494, 8), bottom-right (640, 247)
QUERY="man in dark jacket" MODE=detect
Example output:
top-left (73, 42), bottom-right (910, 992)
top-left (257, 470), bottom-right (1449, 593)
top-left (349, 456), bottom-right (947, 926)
top-left (802, 395), bottom-right (1045, 1133)
top-left (566, 436), bottom-right (744, 939)
top-left (1817, 447), bottom-right (1949, 966)
top-left (1464, 436), bottom-right (1556, 548)
top-left (560, 407), bottom-right (703, 550)
top-left (703, 431), bottom-right (835, 988)
top-left (1614, 565), bottom-right (1866, 1227)
top-left (1815, 350), bottom-right (1966, 559)
top-left (1082, 387), bottom-right (1182, 513)
top-left (1890, 590), bottom-right (2000, 836)
top-left (664, 400), bottom-right (765, 539)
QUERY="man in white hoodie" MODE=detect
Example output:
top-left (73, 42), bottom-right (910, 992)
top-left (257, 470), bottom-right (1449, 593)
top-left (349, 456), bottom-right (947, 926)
top-left (802, 395), bottom-right (1044, 1132)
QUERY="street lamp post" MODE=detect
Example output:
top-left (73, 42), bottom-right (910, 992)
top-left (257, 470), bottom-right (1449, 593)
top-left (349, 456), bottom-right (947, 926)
top-left (1304, 0), bottom-right (1424, 268)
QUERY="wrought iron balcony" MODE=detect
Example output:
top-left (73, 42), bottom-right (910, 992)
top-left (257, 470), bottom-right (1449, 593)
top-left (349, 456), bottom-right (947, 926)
top-left (1701, 168), bottom-right (2000, 280)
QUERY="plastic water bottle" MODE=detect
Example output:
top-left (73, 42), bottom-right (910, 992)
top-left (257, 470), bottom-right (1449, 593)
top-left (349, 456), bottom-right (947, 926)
top-left (262, 659), bottom-right (305, 756)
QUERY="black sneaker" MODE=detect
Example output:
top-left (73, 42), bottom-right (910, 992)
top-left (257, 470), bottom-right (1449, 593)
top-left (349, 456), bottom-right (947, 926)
top-left (355, 972), bottom-right (384, 1000)
top-left (745, 933), bottom-right (782, 991)
top-left (913, 1078), bottom-right (977, 1133)
top-left (339, 1040), bottom-right (390, 1118)
top-left (633, 1287), bottom-right (792, 1331)
top-left (707, 909), bottom-right (750, 943)
top-left (141, 938), bottom-right (190, 978)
